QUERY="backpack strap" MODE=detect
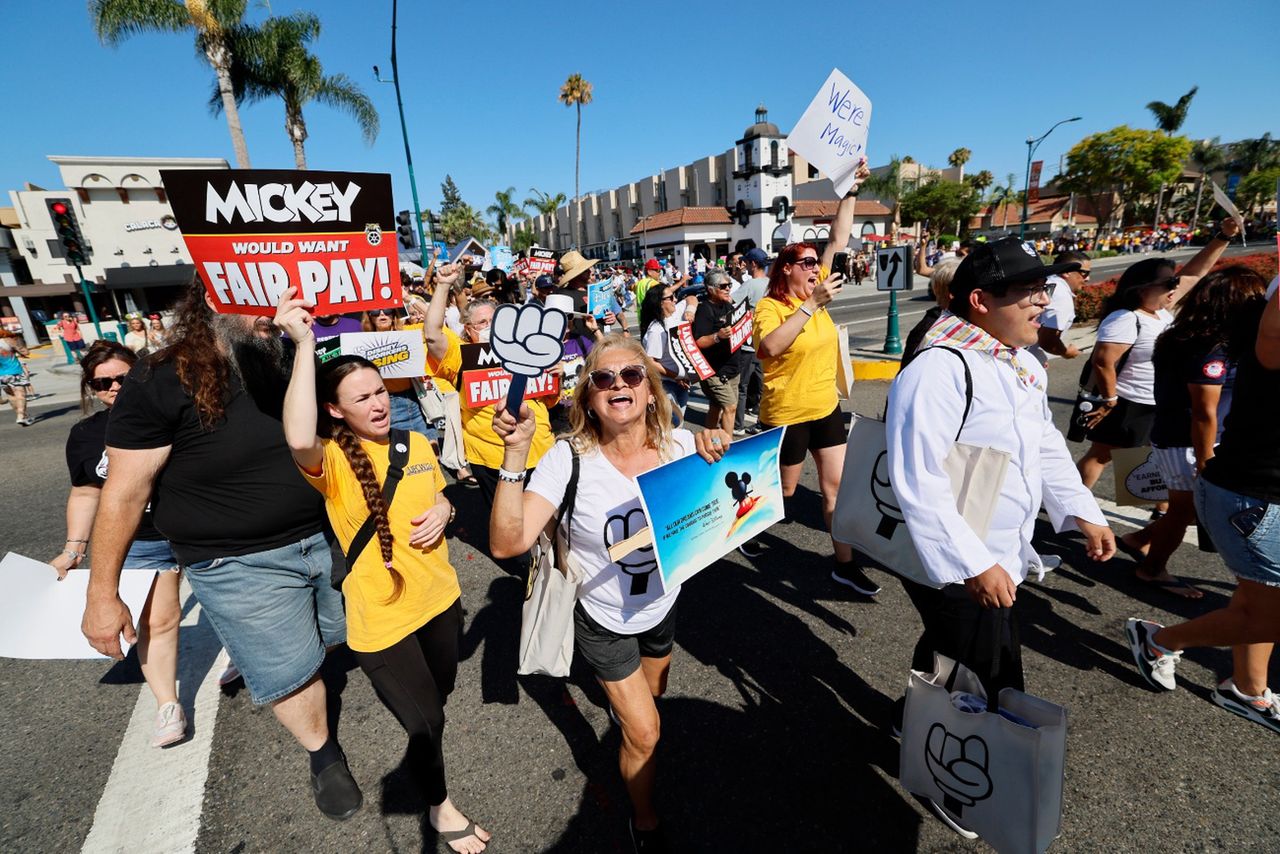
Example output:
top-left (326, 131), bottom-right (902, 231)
top-left (927, 346), bottom-right (974, 441)
top-left (553, 441), bottom-right (581, 550)
top-left (344, 428), bottom-right (412, 573)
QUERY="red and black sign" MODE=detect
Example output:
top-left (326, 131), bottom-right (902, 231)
top-left (514, 246), bottom-right (556, 278)
top-left (160, 169), bottom-right (401, 317)
top-left (727, 299), bottom-right (753, 353)
top-left (458, 342), bottom-right (561, 408)
top-left (670, 323), bottom-right (715, 381)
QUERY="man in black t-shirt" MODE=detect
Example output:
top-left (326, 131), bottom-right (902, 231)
top-left (693, 269), bottom-right (747, 432)
top-left (81, 281), bottom-right (362, 822)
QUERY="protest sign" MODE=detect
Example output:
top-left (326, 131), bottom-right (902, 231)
top-left (458, 341), bottom-right (562, 408)
top-left (669, 322), bottom-right (715, 381)
top-left (338, 331), bottom-right (426, 380)
top-left (1112, 446), bottom-right (1168, 506)
top-left (786, 68), bottom-right (872, 197)
top-left (727, 300), bottom-right (753, 353)
top-left (588, 278), bottom-right (623, 318)
top-left (315, 336), bottom-right (344, 364)
top-left (518, 246), bottom-right (557, 277)
top-left (160, 169), bottom-right (400, 317)
top-left (488, 245), bottom-right (515, 274)
top-left (634, 427), bottom-right (786, 590)
top-left (1211, 180), bottom-right (1247, 248)
top-left (0, 552), bottom-right (157, 660)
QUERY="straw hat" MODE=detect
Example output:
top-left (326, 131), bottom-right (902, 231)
top-left (557, 249), bottom-right (599, 286)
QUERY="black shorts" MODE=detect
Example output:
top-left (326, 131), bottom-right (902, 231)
top-left (1086, 396), bottom-right (1157, 448)
top-left (573, 601), bottom-right (677, 683)
top-left (766, 405), bottom-right (847, 467)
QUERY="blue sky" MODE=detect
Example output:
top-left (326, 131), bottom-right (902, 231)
top-left (3, 0), bottom-right (1277, 221)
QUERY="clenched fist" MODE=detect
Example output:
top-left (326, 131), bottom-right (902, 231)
top-left (491, 303), bottom-right (567, 376)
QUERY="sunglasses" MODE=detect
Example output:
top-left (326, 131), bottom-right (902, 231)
top-left (712, 283), bottom-right (733, 291)
top-left (369, 309), bottom-right (395, 317)
top-left (588, 365), bottom-right (647, 391)
top-left (792, 257), bottom-right (821, 270)
top-left (88, 374), bottom-right (127, 392)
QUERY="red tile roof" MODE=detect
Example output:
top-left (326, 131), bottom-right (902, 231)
top-left (793, 199), bottom-right (891, 218)
top-left (970, 196), bottom-right (1097, 228)
top-left (630, 206), bottom-right (731, 234)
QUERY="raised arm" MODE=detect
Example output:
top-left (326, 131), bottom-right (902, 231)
top-left (819, 159), bottom-right (871, 272)
top-left (425, 263), bottom-right (461, 360)
top-left (275, 287), bottom-right (323, 473)
top-left (1170, 217), bottom-right (1240, 306)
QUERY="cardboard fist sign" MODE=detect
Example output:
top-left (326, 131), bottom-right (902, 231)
top-left (490, 302), bottom-right (568, 414)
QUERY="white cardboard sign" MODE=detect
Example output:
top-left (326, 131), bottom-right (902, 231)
top-left (338, 330), bottom-right (426, 379)
top-left (1210, 180), bottom-right (1246, 248)
top-left (786, 69), bottom-right (872, 197)
top-left (0, 552), bottom-right (157, 660)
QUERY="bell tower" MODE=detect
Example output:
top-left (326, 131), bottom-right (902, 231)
top-left (729, 104), bottom-right (792, 250)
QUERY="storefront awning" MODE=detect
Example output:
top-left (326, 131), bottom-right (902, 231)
top-left (1, 282), bottom-right (77, 297)
top-left (102, 264), bottom-right (196, 290)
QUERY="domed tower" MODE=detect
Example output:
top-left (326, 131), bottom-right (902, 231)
top-left (729, 104), bottom-right (792, 250)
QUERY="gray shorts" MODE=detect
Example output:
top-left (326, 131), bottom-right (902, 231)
top-left (700, 374), bottom-right (740, 408)
top-left (573, 601), bottom-right (677, 683)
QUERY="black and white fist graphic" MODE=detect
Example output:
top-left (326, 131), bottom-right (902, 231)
top-left (490, 302), bottom-right (567, 377)
top-left (604, 507), bottom-right (658, 596)
top-left (924, 723), bottom-right (993, 816)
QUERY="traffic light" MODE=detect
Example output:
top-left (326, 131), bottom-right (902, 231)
top-left (426, 212), bottom-right (442, 245)
top-left (47, 198), bottom-right (89, 266)
top-left (396, 210), bottom-right (415, 249)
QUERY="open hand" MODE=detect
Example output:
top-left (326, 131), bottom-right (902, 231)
top-left (491, 303), bottom-right (567, 376)
top-left (409, 504), bottom-right (450, 548)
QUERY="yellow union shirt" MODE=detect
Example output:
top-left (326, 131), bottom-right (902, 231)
top-left (753, 294), bottom-right (839, 426)
top-left (301, 433), bottom-right (461, 653)
top-left (428, 327), bottom-right (553, 470)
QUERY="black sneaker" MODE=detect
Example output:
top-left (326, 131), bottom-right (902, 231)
top-left (831, 563), bottom-right (881, 596)
top-left (890, 696), bottom-right (905, 738)
top-left (311, 754), bottom-right (363, 821)
top-left (629, 819), bottom-right (668, 853)
top-left (738, 539), bottom-right (764, 558)
top-left (743, 423), bottom-right (764, 436)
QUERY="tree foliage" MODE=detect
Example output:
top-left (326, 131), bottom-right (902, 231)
top-left (439, 175), bottom-right (465, 218)
top-left (440, 203), bottom-right (495, 245)
top-left (1234, 167), bottom-right (1280, 214)
top-left (524, 188), bottom-right (567, 216)
top-left (899, 178), bottom-right (981, 235)
top-left (947, 148), bottom-right (972, 170)
top-left (1231, 134), bottom-right (1280, 175)
top-left (1059, 126), bottom-right (1192, 228)
top-left (1146, 85), bottom-right (1198, 133)
top-left (486, 186), bottom-right (522, 235)
top-left (511, 227), bottom-right (537, 253)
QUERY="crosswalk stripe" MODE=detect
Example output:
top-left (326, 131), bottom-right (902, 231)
top-left (81, 581), bottom-right (226, 854)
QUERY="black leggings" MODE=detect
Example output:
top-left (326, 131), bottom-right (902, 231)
top-left (353, 598), bottom-right (463, 806)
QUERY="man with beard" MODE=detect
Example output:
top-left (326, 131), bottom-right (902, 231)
top-left (80, 281), bottom-right (361, 821)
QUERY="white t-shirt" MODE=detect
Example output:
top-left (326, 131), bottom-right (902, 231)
top-left (1038, 275), bottom-right (1075, 332)
top-left (1096, 308), bottom-right (1174, 405)
top-left (528, 432), bottom-right (696, 633)
top-left (643, 320), bottom-right (682, 378)
top-left (444, 304), bottom-right (463, 335)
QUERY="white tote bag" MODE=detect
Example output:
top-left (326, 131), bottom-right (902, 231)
top-left (414, 377), bottom-right (466, 473)
top-left (899, 653), bottom-right (1068, 854)
top-left (517, 445), bottom-right (580, 677)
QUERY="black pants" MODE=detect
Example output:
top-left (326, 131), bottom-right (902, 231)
top-left (353, 598), bottom-right (463, 806)
top-left (899, 576), bottom-right (1024, 696)
top-left (473, 464), bottom-right (532, 576)
top-left (734, 355), bottom-right (764, 429)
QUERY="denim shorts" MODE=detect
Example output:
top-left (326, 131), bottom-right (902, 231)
top-left (390, 389), bottom-right (439, 441)
top-left (182, 531), bottom-right (347, 704)
top-left (1195, 478), bottom-right (1280, 588)
top-left (123, 538), bottom-right (179, 572)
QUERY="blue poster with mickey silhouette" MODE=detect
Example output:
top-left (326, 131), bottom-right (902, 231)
top-left (634, 426), bottom-right (785, 590)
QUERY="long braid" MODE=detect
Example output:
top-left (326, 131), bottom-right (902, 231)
top-left (332, 422), bottom-right (405, 602)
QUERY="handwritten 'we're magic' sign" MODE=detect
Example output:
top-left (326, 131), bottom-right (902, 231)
top-left (786, 69), bottom-right (873, 197)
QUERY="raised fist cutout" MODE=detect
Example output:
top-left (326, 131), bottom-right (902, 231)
top-left (924, 723), bottom-right (993, 816)
top-left (490, 303), bottom-right (568, 377)
top-left (604, 506), bottom-right (658, 596)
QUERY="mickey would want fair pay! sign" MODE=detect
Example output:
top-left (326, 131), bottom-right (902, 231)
top-left (160, 169), bottom-right (401, 317)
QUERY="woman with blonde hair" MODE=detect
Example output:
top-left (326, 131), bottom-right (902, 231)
top-left (124, 316), bottom-right (149, 354)
top-left (490, 333), bottom-right (729, 850)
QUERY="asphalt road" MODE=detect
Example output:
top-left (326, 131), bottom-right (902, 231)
top-left (2, 262), bottom-right (1278, 852)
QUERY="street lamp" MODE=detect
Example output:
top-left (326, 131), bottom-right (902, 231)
top-left (1020, 116), bottom-right (1081, 239)
top-left (373, 0), bottom-right (429, 259)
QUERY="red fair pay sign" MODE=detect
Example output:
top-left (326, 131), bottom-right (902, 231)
top-left (458, 343), bottom-right (561, 408)
top-left (159, 169), bottom-right (401, 317)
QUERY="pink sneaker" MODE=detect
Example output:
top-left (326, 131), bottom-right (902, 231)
top-left (218, 662), bottom-right (241, 687)
top-left (151, 701), bottom-right (187, 748)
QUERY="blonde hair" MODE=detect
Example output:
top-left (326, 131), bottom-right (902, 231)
top-left (930, 258), bottom-right (962, 307)
top-left (403, 295), bottom-right (428, 318)
top-left (361, 309), bottom-right (403, 332)
top-left (565, 334), bottom-right (676, 458)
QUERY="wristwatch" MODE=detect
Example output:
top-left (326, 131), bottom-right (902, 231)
top-left (1213, 231), bottom-right (1232, 243)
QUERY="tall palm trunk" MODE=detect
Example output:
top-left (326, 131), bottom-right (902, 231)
top-left (205, 36), bottom-right (251, 168)
top-left (574, 102), bottom-right (581, 248)
top-left (286, 102), bottom-right (308, 169)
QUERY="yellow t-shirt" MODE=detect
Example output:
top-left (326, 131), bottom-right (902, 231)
top-left (428, 327), bottom-right (554, 470)
top-left (301, 433), bottom-right (461, 653)
top-left (752, 295), bottom-right (839, 425)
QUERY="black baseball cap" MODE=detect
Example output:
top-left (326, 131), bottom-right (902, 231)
top-left (949, 236), bottom-right (1082, 297)
top-left (534, 274), bottom-right (555, 290)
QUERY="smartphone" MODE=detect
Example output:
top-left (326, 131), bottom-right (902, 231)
top-left (1229, 506), bottom-right (1268, 537)
top-left (832, 251), bottom-right (852, 280)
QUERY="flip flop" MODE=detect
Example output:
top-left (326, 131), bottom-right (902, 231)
top-left (1135, 574), bottom-right (1204, 599)
top-left (436, 820), bottom-right (482, 852)
top-left (455, 472), bottom-right (478, 486)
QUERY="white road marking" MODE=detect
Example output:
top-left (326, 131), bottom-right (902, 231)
top-left (81, 580), bottom-right (226, 854)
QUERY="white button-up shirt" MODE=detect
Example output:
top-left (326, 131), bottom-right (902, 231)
top-left (886, 346), bottom-right (1105, 587)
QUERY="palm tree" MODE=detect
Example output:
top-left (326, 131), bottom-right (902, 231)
top-left (966, 169), bottom-right (994, 195)
top-left (1146, 86), bottom-right (1198, 134)
top-left (558, 73), bottom-right (594, 247)
top-left (91, 0), bottom-right (254, 168)
top-left (215, 12), bottom-right (378, 169)
top-left (947, 147), bottom-right (972, 174)
top-left (1231, 133), bottom-right (1280, 175)
top-left (1188, 137), bottom-right (1230, 233)
top-left (524, 188), bottom-right (567, 216)
top-left (486, 186), bottom-right (523, 237)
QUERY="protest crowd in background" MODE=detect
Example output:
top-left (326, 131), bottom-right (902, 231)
top-left (8, 143), bottom-right (1267, 854)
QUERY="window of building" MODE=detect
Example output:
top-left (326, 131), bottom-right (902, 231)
top-left (808, 164), bottom-right (819, 179)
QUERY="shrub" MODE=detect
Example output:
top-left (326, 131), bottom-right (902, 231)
top-left (1073, 252), bottom-right (1278, 322)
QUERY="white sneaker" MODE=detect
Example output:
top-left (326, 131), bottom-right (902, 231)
top-left (1124, 618), bottom-right (1180, 691)
top-left (926, 798), bottom-right (978, 839)
top-left (151, 701), bottom-right (187, 748)
top-left (1213, 679), bottom-right (1280, 735)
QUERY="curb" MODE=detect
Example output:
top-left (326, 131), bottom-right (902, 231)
top-left (852, 360), bottom-right (900, 381)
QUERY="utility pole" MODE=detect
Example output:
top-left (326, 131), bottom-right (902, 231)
top-left (373, 0), bottom-right (427, 260)
top-left (1021, 117), bottom-right (1081, 239)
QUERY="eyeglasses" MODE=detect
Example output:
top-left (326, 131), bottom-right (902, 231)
top-left (661, 295), bottom-right (676, 302)
top-left (588, 365), bottom-right (647, 391)
top-left (1150, 275), bottom-right (1180, 290)
top-left (1006, 282), bottom-right (1057, 300)
top-left (369, 309), bottom-right (395, 317)
top-left (792, 257), bottom-right (821, 270)
top-left (88, 374), bottom-right (127, 392)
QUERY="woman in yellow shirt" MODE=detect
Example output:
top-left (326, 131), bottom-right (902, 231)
top-left (277, 288), bottom-right (491, 853)
top-left (753, 172), bottom-right (881, 597)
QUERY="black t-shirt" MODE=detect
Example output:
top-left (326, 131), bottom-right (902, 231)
top-left (1203, 311), bottom-right (1280, 503)
top-left (692, 298), bottom-right (746, 379)
top-left (105, 358), bottom-right (324, 564)
top-left (1150, 341), bottom-right (1232, 449)
top-left (65, 410), bottom-right (162, 541)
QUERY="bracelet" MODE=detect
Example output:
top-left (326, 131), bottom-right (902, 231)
top-left (798, 305), bottom-right (814, 318)
top-left (1102, 397), bottom-right (1118, 404)
top-left (1213, 231), bottom-right (1231, 243)
top-left (497, 467), bottom-right (525, 483)
top-left (62, 550), bottom-right (84, 560)
top-left (66, 538), bottom-right (89, 544)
